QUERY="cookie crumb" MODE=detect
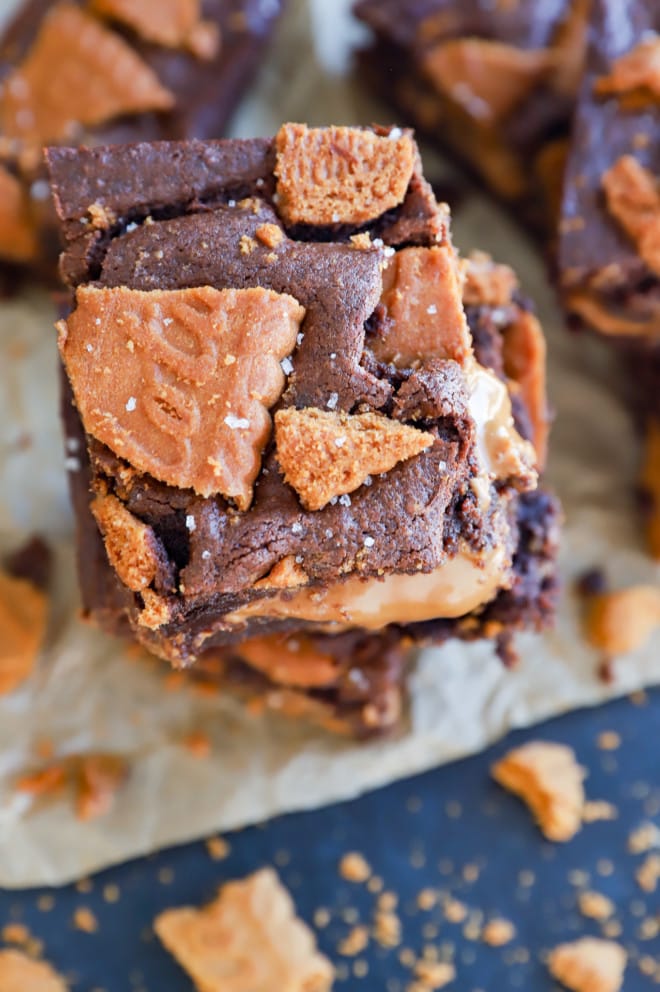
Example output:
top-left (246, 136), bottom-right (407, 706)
top-left (577, 891), bottom-right (615, 921)
top-left (597, 732), bottom-right (621, 751)
top-left (628, 822), bottom-right (660, 854)
top-left (181, 732), bottom-right (211, 758)
top-left (205, 836), bottom-right (230, 861)
top-left (73, 907), bottom-right (98, 933)
top-left (339, 852), bottom-right (371, 883)
top-left (482, 918), bottom-right (516, 946)
top-left (417, 889), bottom-right (438, 911)
top-left (443, 898), bottom-right (468, 923)
top-left (411, 959), bottom-right (456, 990)
top-left (636, 854), bottom-right (660, 893)
top-left (582, 801), bottom-right (618, 823)
top-left (338, 925), bottom-right (369, 957)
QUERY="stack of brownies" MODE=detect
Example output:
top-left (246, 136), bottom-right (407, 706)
top-left (49, 123), bottom-right (560, 736)
top-left (1, 0), bottom-right (571, 739)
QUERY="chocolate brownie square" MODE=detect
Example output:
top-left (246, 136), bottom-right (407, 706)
top-left (0, 0), bottom-right (283, 279)
top-left (354, 0), bottom-right (589, 231)
top-left (558, 0), bottom-right (660, 555)
top-left (48, 125), bottom-right (559, 732)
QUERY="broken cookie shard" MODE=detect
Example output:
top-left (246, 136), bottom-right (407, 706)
top-left (275, 407), bottom-right (435, 511)
top-left (154, 867), bottom-right (334, 992)
top-left (548, 938), bottom-right (627, 992)
top-left (492, 741), bottom-right (585, 842)
top-left (0, 949), bottom-right (68, 992)
top-left (48, 125), bottom-right (559, 733)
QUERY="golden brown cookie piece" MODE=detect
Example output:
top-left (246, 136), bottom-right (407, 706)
top-left (461, 252), bottom-right (518, 309)
top-left (235, 634), bottom-right (341, 689)
top-left (492, 741), bottom-right (585, 842)
top-left (275, 407), bottom-right (435, 511)
top-left (548, 938), bottom-right (627, 992)
top-left (602, 156), bottom-right (660, 277)
top-left (502, 310), bottom-right (548, 469)
top-left (595, 36), bottom-right (660, 103)
top-left (373, 245), bottom-right (472, 367)
top-left (0, 949), bottom-right (68, 992)
top-left (0, 570), bottom-right (48, 695)
top-left (58, 286), bottom-right (305, 509)
top-left (422, 38), bottom-right (555, 124)
top-left (253, 556), bottom-right (308, 591)
top-left (89, 0), bottom-right (220, 59)
top-left (154, 867), bottom-right (334, 992)
top-left (0, 3), bottom-right (174, 156)
top-left (585, 585), bottom-right (660, 656)
top-left (0, 165), bottom-right (38, 262)
top-left (91, 494), bottom-right (167, 592)
top-left (274, 123), bottom-right (416, 226)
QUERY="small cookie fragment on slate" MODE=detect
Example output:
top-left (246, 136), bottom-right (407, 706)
top-left (0, 948), bottom-right (68, 992)
top-left (547, 937), bottom-right (627, 992)
top-left (275, 407), bottom-right (434, 511)
top-left (154, 867), bottom-right (334, 992)
top-left (492, 741), bottom-right (585, 842)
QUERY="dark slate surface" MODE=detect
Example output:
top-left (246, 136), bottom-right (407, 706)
top-left (1, 689), bottom-right (658, 991)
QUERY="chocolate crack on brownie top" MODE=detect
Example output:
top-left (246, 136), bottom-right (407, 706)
top-left (49, 125), bottom-right (556, 667)
top-left (0, 0), bottom-right (283, 278)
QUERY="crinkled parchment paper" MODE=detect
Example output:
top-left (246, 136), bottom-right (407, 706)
top-left (0, 0), bottom-right (658, 889)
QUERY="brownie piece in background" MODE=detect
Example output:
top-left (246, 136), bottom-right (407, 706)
top-left (49, 125), bottom-right (559, 735)
top-left (354, 0), bottom-right (588, 233)
top-left (356, 0), bottom-right (660, 560)
top-left (0, 0), bottom-right (283, 279)
top-left (558, 0), bottom-right (660, 556)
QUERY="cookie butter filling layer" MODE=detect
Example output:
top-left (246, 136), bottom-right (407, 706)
top-left (226, 360), bottom-right (533, 631)
top-left (225, 541), bottom-right (512, 630)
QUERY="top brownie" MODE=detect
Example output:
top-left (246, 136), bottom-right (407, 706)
top-left (48, 125), bottom-right (546, 665)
